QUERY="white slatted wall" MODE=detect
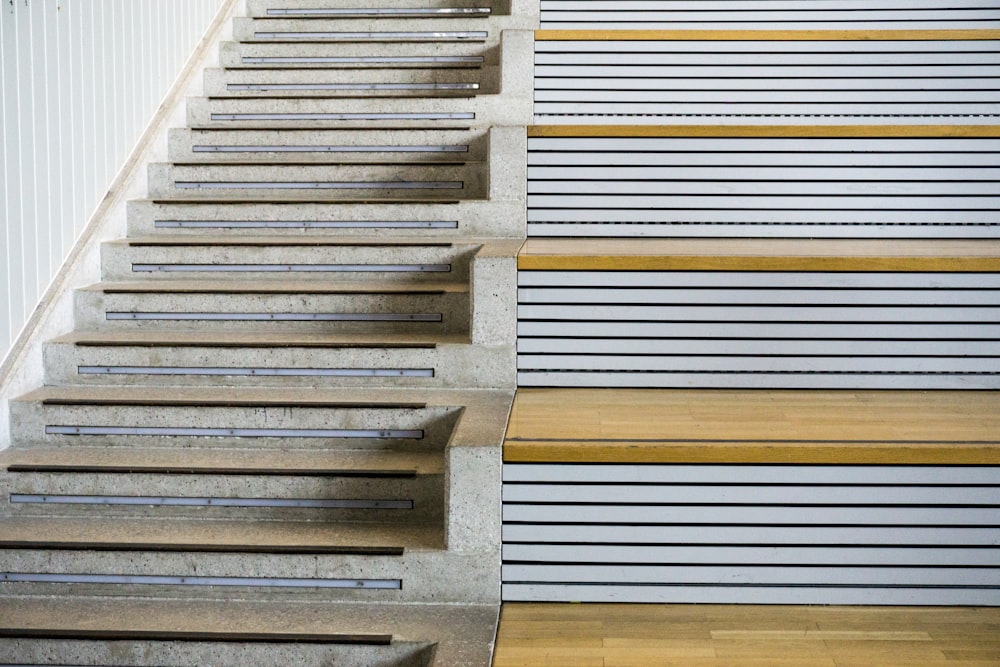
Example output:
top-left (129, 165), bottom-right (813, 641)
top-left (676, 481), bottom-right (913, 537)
top-left (0, 0), bottom-right (227, 362)
top-left (502, 464), bottom-right (1000, 605)
top-left (518, 271), bottom-right (1000, 388)
top-left (528, 135), bottom-right (1000, 238)
top-left (535, 38), bottom-right (1000, 123)
top-left (539, 1), bottom-right (1000, 29)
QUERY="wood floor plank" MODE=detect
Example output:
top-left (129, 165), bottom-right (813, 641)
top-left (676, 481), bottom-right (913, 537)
top-left (493, 604), bottom-right (1000, 667)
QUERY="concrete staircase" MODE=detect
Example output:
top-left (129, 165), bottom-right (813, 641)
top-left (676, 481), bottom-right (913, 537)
top-left (0, 0), bottom-right (533, 664)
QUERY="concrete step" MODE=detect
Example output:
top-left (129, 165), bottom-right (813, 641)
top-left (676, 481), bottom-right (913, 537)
top-left (232, 17), bottom-right (492, 44)
top-left (219, 40), bottom-right (492, 69)
top-left (0, 598), bottom-right (498, 666)
top-left (168, 127), bottom-right (488, 164)
top-left (126, 199), bottom-right (524, 238)
top-left (0, 446), bottom-right (443, 523)
top-left (72, 281), bottom-right (469, 334)
top-left (186, 95), bottom-right (527, 129)
top-left (203, 67), bottom-right (497, 98)
top-left (0, 515), bottom-right (443, 552)
top-left (99, 237), bottom-right (476, 282)
top-left (8, 386), bottom-right (461, 451)
top-left (147, 162), bottom-right (487, 200)
top-left (43, 331), bottom-right (514, 389)
top-left (245, 0), bottom-right (508, 19)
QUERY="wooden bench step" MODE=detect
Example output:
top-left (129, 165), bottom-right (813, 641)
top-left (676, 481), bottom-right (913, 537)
top-left (504, 388), bottom-right (1000, 464)
top-left (518, 238), bottom-right (1000, 272)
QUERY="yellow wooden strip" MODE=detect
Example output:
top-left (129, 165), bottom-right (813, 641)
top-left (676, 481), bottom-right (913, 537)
top-left (535, 29), bottom-right (1000, 41)
top-left (504, 389), bottom-right (1000, 464)
top-left (503, 441), bottom-right (1000, 464)
top-left (528, 124), bottom-right (1000, 138)
top-left (517, 239), bottom-right (1000, 272)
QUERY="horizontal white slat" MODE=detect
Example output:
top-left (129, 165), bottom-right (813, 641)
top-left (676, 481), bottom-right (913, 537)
top-left (518, 321), bottom-right (1000, 338)
top-left (540, 0), bottom-right (1000, 9)
top-left (541, 22), bottom-right (1000, 30)
top-left (503, 484), bottom-right (1000, 504)
top-left (530, 182), bottom-right (998, 197)
top-left (535, 51), bottom-right (1000, 66)
top-left (516, 372), bottom-right (1000, 388)
top-left (529, 137), bottom-right (1000, 151)
top-left (517, 338), bottom-right (1000, 356)
top-left (502, 544), bottom-right (1000, 566)
top-left (535, 40), bottom-right (1000, 54)
top-left (529, 166), bottom-right (1000, 182)
top-left (502, 523), bottom-right (1000, 545)
top-left (529, 194), bottom-right (1000, 209)
top-left (519, 287), bottom-right (1000, 305)
top-left (527, 209), bottom-right (1000, 224)
top-left (504, 564), bottom-right (1000, 586)
top-left (503, 504), bottom-right (999, 524)
top-left (536, 65), bottom-right (1000, 79)
top-left (503, 465), bottom-right (1000, 485)
top-left (526, 223), bottom-right (1000, 238)
top-left (518, 272), bottom-right (1000, 289)
top-left (518, 304), bottom-right (1000, 323)
top-left (518, 356), bottom-right (1000, 373)
top-left (502, 583), bottom-right (1000, 605)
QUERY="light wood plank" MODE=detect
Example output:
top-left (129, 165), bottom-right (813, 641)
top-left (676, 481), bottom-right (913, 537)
top-left (534, 29), bottom-right (1000, 41)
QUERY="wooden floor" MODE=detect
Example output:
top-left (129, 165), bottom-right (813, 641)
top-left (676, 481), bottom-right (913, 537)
top-left (492, 604), bottom-right (1000, 666)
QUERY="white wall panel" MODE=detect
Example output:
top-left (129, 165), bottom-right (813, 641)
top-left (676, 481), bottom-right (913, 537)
top-left (534, 39), bottom-right (1000, 123)
top-left (528, 136), bottom-right (1000, 237)
top-left (539, 1), bottom-right (1000, 29)
top-left (518, 271), bottom-right (1000, 388)
top-left (0, 0), bottom-right (227, 362)
top-left (502, 463), bottom-right (1000, 604)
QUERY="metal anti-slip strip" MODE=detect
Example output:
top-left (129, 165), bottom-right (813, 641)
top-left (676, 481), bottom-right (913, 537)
top-left (253, 31), bottom-right (488, 40)
top-left (78, 366), bottom-right (435, 377)
top-left (191, 145), bottom-right (469, 152)
top-left (130, 263), bottom-right (451, 272)
top-left (173, 181), bottom-right (464, 190)
top-left (227, 83), bottom-right (479, 91)
top-left (266, 7), bottom-right (491, 15)
top-left (154, 221), bottom-right (459, 229)
top-left (106, 313), bottom-right (443, 322)
top-left (211, 112), bottom-right (475, 120)
top-left (0, 572), bottom-right (401, 589)
top-left (242, 56), bottom-right (485, 64)
top-left (44, 426), bottom-right (424, 438)
top-left (10, 494), bottom-right (413, 509)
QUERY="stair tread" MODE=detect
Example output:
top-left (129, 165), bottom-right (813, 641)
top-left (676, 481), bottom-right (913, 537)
top-left (0, 597), bottom-right (498, 659)
top-left (111, 235), bottom-right (463, 246)
top-left (52, 330), bottom-right (469, 347)
top-left (15, 385), bottom-right (507, 408)
top-left (0, 517), bottom-right (443, 552)
top-left (83, 279), bottom-right (469, 294)
top-left (0, 446), bottom-right (442, 475)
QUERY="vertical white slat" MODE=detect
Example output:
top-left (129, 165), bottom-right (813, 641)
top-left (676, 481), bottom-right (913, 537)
top-left (0, 3), bottom-right (11, 354)
top-left (1, 0), bottom-right (227, 364)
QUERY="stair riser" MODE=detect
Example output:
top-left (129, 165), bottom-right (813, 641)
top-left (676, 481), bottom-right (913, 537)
top-left (203, 67), bottom-right (498, 98)
top-left (147, 163), bottom-right (487, 200)
top-left (0, 550), bottom-right (497, 603)
top-left (0, 639), bottom-right (434, 667)
top-left (126, 200), bottom-right (524, 238)
top-left (44, 343), bottom-right (514, 389)
top-left (8, 403), bottom-right (459, 450)
top-left (232, 17), bottom-right (492, 43)
top-left (73, 292), bottom-right (469, 334)
top-left (245, 0), bottom-right (512, 19)
top-left (3, 473), bottom-right (441, 512)
top-left (168, 128), bottom-right (488, 164)
top-left (219, 39), bottom-right (495, 69)
top-left (100, 242), bottom-right (474, 282)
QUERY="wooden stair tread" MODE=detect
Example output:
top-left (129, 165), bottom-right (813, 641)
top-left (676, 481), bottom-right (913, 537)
top-left (0, 598), bottom-right (498, 653)
top-left (84, 279), bottom-right (469, 295)
top-left (114, 235), bottom-right (459, 247)
top-left (0, 446), bottom-right (442, 475)
top-left (518, 239), bottom-right (1000, 272)
top-left (52, 330), bottom-right (468, 347)
top-left (0, 517), bottom-right (444, 554)
top-left (504, 388), bottom-right (1000, 464)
